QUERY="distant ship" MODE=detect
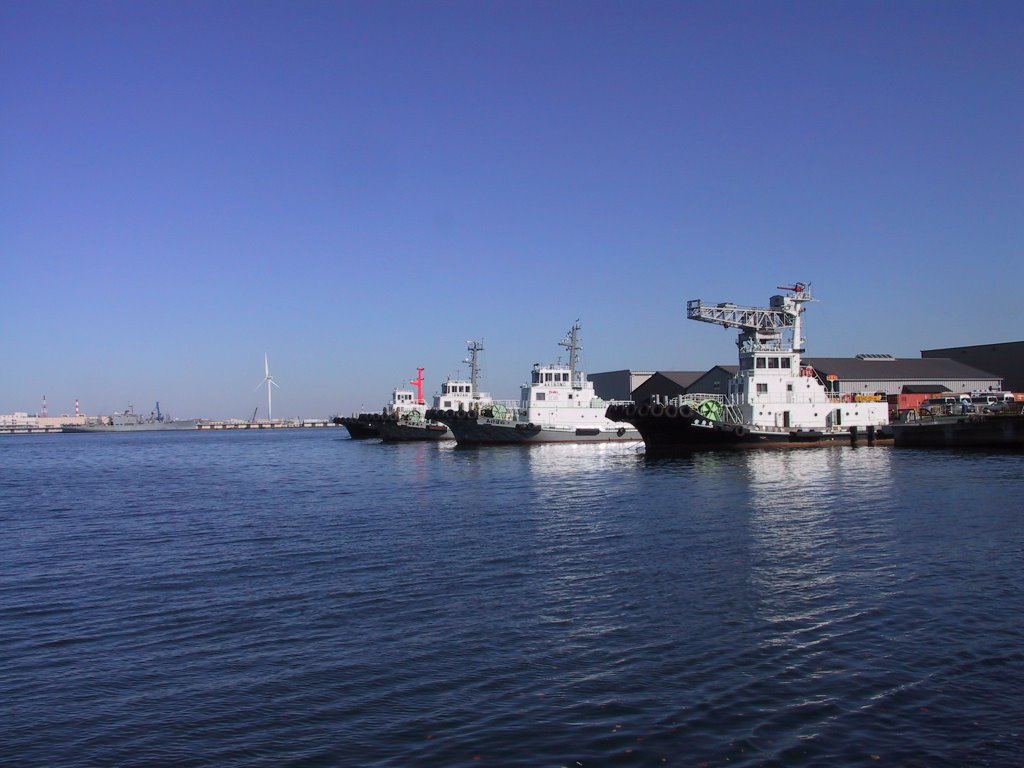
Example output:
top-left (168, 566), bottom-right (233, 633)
top-left (62, 403), bottom-right (199, 433)
top-left (427, 322), bottom-right (640, 444)
top-left (379, 342), bottom-right (493, 442)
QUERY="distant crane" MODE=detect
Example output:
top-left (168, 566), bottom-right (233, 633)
top-left (250, 407), bottom-right (258, 424)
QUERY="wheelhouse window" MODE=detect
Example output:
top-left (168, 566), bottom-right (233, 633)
top-left (768, 358), bottom-right (779, 369)
top-left (756, 357), bottom-right (767, 369)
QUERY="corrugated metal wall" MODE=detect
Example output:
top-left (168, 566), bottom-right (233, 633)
top-left (833, 378), bottom-right (1001, 395)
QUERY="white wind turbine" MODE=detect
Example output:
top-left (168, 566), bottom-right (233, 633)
top-left (255, 353), bottom-right (280, 422)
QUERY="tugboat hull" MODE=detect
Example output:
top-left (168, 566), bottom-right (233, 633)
top-left (378, 420), bottom-right (452, 442)
top-left (333, 415), bottom-right (382, 439)
top-left (427, 410), bottom-right (640, 445)
top-left (606, 404), bottom-right (890, 456)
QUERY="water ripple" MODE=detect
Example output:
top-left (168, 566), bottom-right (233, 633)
top-left (1, 433), bottom-right (1021, 766)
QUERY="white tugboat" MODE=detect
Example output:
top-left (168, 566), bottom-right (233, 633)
top-left (427, 322), bottom-right (640, 445)
top-left (606, 282), bottom-right (891, 455)
top-left (378, 341), bottom-right (493, 442)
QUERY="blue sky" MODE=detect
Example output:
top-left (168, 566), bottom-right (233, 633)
top-left (3, 1), bottom-right (1022, 419)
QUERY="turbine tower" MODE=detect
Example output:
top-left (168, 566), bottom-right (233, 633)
top-left (256, 353), bottom-right (281, 422)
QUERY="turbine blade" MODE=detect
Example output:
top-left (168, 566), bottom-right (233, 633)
top-left (270, 380), bottom-right (281, 389)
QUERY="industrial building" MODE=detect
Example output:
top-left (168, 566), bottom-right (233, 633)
top-left (587, 370), bottom-right (654, 401)
top-left (593, 354), bottom-right (1004, 417)
top-left (921, 341), bottom-right (1024, 392)
top-left (628, 367), bottom-right (737, 404)
top-left (802, 355), bottom-right (1000, 397)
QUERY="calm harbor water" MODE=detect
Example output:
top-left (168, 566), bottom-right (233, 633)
top-left (2, 429), bottom-right (1022, 767)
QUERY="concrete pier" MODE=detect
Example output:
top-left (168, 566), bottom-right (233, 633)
top-left (195, 420), bottom-right (340, 430)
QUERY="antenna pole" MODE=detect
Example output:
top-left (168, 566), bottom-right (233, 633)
top-left (464, 340), bottom-right (484, 392)
top-left (558, 321), bottom-right (582, 384)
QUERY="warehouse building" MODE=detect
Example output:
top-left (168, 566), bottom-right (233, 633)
top-left (593, 356), bottom-right (1002, 410)
top-left (921, 340), bottom-right (1024, 392)
top-left (802, 355), bottom-right (1001, 398)
top-left (587, 370), bottom-right (654, 401)
top-left (629, 367), bottom-right (737, 403)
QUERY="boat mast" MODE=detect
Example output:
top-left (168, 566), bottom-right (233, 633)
top-left (464, 340), bottom-right (484, 394)
top-left (559, 320), bottom-right (582, 385)
top-left (778, 283), bottom-right (813, 356)
top-left (410, 367), bottom-right (425, 405)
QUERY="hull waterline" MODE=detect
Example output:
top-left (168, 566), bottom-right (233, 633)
top-left (428, 411), bottom-right (641, 445)
top-left (605, 404), bottom-right (892, 456)
top-left (377, 421), bottom-right (453, 442)
top-left (62, 420), bottom-right (200, 433)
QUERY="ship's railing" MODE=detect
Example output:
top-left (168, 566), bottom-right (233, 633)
top-left (478, 399), bottom-right (528, 419)
top-left (646, 392), bottom-right (744, 425)
top-left (740, 340), bottom-right (789, 353)
top-left (477, 397), bottom-right (639, 420)
top-left (823, 393), bottom-right (885, 404)
top-left (647, 392), bottom-right (727, 406)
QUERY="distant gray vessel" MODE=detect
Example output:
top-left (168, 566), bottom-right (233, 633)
top-left (62, 403), bottom-right (199, 433)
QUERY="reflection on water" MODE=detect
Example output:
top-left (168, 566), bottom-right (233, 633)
top-left (742, 447), bottom-right (899, 621)
top-left (3, 434), bottom-right (1022, 767)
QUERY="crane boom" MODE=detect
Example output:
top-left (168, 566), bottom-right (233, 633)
top-left (685, 282), bottom-right (815, 353)
top-left (685, 300), bottom-right (797, 335)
